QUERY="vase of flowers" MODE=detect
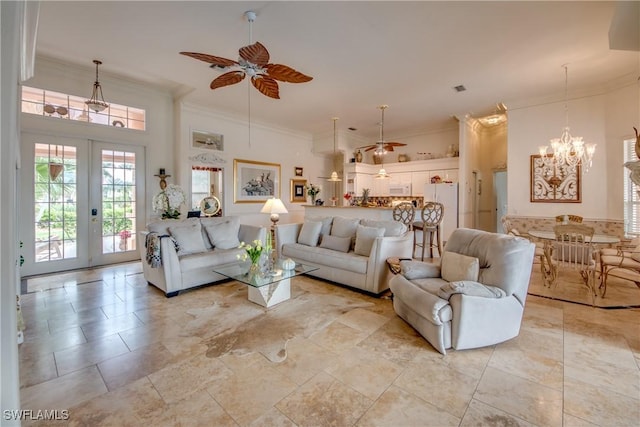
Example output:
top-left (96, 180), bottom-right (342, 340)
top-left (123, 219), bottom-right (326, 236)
top-left (237, 239), bottom-right (264, 277)
top-left (153, 184), bottom-right (186, 219)
top-left (306, 183), bottom-right (321, 204)
top-left (118, 229), bottom-right (131, 250)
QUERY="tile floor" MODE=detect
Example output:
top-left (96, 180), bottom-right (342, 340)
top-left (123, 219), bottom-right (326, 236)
top-left (17, 262), bottom-right (640, 426)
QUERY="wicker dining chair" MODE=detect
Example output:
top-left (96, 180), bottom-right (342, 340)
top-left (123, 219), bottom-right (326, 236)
top-left (413, 202), bottom-right (444, 260)
top-left (392, 202), bottom-right (415, 231)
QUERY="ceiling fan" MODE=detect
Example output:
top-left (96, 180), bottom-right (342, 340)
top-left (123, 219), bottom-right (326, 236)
top-left (180, 11), bottom-right (312, 99)
top-left (356, 105), bottom-right (407, 153)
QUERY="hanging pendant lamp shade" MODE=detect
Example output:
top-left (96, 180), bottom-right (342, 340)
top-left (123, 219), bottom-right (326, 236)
top-left (327, 117), bottom-right (342, 182)
top-left (85, 60), bottom-right (109, 113)
top-left (48, 145), bottom-right (64, 181)
top-left (375, 105), bottom-right (390, 179)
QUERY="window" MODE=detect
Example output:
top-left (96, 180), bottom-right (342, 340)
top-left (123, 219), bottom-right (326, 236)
top-left (21, 86), bottom-right (146, 130)
top-left (623, 138), bottom-right (639, 237)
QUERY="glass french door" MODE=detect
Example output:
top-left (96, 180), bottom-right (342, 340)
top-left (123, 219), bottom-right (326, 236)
top-left (20, 134), bottom-right (145, 276)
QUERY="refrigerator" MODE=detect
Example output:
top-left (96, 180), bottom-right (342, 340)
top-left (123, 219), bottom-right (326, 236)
top-left (423, 183), bottom-right (459, 244)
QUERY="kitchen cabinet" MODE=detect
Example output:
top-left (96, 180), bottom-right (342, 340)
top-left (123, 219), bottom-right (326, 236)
top-left (411, 172), bottom-right (430, 196)
top-left (347, 172), bottom-right (374, 197)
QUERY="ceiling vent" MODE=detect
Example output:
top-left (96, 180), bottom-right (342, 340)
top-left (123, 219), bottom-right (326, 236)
top-left (453, 85), bottom-right (466, 92)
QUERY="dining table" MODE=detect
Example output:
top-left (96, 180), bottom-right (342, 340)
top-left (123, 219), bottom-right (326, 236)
top-left (527, 229), bottom-right (620, 245)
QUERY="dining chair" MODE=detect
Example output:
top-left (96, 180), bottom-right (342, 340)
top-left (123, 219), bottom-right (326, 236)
top-left (392, 202), bottom-right (415, 231)
top-left (413, 201), bottom-right (444, 260)
top-left (540, 224), bottom-right (597, 305)
top-left (599, 238), bottom-right (640, 297)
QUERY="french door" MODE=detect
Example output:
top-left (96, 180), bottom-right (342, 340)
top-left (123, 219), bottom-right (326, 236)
top-left (20, 133), bottom-right (146, 276)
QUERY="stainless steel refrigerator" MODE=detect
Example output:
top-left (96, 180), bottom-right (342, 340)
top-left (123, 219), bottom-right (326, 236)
top-left (423, 182), bottom-right (459, 244)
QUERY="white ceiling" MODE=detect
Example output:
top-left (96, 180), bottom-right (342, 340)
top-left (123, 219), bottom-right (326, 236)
top-left (35, 1), bottom-right (639, 140)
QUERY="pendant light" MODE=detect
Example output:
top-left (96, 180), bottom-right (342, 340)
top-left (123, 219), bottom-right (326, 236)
top-left (327, 117), bottom-right (342, 182)
top-left (375, 105), bottom-right (390, 179)
top-left (48, 145), bottom-right (64, 181)
top-left (85, 59), bottom-right (109, 113)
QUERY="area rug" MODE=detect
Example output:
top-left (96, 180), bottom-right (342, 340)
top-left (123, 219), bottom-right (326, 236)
top-left (183, 276), bottom-right (388, 362)
top-left (527, 266), bottom-right (640, 308)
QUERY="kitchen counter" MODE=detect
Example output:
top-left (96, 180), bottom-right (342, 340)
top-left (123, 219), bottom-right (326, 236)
top-left (303, 205), bottom-right (399, 221)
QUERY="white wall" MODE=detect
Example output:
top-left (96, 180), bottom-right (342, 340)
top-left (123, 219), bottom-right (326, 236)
top-left (507, 86), bottom-right (637, 220)
top-left (177, 102), bottom-right (330, 227)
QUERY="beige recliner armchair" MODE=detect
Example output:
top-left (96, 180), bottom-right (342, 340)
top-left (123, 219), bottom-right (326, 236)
top-left (389, 228), bottom-right (535, 354)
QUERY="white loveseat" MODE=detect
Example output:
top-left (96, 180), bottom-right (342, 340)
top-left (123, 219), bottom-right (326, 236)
top-left (139, 216), bottom-right (266, 297)
top-left (275, 216), bottom-right (414, 295)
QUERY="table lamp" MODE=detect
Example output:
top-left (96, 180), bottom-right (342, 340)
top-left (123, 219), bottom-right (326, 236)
top-left (261, 198), bottom-right (288, 227)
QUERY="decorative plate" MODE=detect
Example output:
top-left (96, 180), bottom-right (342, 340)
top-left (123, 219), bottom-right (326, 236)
top-left (200, 196), bottom-right (221, 216)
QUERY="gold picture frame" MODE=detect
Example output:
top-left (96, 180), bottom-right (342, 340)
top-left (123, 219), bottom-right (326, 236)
top-left (530, 154), bottom-right (581, 203)
top-left (290, 178), bottom-right (307, 203)
top-left (233, 159), bottom-right (281, 203)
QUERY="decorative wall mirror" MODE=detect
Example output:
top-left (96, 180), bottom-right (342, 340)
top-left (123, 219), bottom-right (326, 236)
top-left (191, 166), bottom-right (224, 216)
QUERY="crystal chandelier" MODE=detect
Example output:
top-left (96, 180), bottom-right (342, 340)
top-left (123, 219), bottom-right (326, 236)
top-left (538, 65), bottom-right (596, 173)
top-left (85, 60), bottom-right (109, 113)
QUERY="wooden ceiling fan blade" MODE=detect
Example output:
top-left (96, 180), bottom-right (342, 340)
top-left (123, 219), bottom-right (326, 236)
top-left (210, 71), bottom-right (245, 90)
top-left (363, 145), bottom-right (379, 152)
top-left (251, 75), bottom-right (280, 99)
top-left (180, 52), bottom-right (238, 68)
top-left (265, 64), bottom-right (313, 83)
top-left (239, 42), bottom-right (270, 66)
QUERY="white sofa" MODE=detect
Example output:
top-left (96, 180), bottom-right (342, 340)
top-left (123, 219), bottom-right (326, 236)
top-left (275, 216), bottom-right (414, 295)
top-left (139, 216), bottom-right (266, 297)
top-left (389, 228), bottom-right (535, 354)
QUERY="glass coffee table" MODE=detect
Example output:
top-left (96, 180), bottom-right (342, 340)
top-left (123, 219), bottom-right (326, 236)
top-left (213, 261), bottom-right (318, 308)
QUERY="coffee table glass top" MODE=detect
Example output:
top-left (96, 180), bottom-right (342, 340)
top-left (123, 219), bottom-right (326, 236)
top-left (213, 261), bottom-right (318, 288)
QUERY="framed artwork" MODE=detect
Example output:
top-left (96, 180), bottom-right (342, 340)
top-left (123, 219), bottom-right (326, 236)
top-left (192, 130), bottom-right (224, 151)
top-left (294, 166), bottom-right (303, 177)
top-left (530, 154), bottom-right (581, 203)
top-left (234, 159), bottom-right (281, 203)
top-left (290, 178), bottom-right (307, 203)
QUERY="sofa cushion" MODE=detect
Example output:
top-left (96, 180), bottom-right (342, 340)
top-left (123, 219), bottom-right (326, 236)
top-left (319, 234), bottom-right (351, 253)
top-left (361, 219), bottom-right (407, 237)
top-left (437, 280), bottom-right (506, 300)
top-left (179, 247), bottom-right (244, 271)
top-left (147, 218), bottom-right (199, 236)
top-left (298, 220), bottom-right (323, 247)
top-left (331, 216), bottom-right (360, 238)
top-left (306, 215), bottom-right (333, 238)
top-left (354, 225), bottom-right (385, 256)
top-left (281, 243), bottom-right (368, 274)
top-left (440, 251), bottom-right (479, 282)
top-left (204, 218), bottom-right (241, 249)
top-left (400, 260), bottom-right (441, 280)
top-left (169, 222), bottom-right (207, 255)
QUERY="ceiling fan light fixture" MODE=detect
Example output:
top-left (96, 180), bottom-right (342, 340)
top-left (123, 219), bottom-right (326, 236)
top-left (85, 60), bottom-right (109, 113)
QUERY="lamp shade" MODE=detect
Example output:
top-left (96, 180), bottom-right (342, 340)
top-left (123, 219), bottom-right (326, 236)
top-left (261, 198), bottom-right (288, 215)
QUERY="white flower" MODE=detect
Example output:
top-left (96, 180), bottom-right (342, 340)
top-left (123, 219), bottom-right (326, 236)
top-left (153, 184), bottom-right (186, 215)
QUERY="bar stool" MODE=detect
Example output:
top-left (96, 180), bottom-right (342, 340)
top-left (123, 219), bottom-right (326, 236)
top-left (392, 202), bottom-right (415, 231)
top-left (413, 202), bottom-right (444, 260)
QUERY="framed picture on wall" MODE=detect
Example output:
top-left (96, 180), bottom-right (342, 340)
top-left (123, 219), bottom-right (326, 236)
top-left (530, 154), bottom-right (581, 203)
top-left (233, 159), bottom-right (281, 203)
top-left (290, 179), bottom-right (307, 203)
top-left (294, 166), bottom-right (303, 176)
top-left (192, 130), bottom-right (224, 151)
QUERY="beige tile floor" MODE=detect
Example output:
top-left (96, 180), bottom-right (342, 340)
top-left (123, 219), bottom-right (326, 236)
top-left (18, 262), bottom-right (640, 426)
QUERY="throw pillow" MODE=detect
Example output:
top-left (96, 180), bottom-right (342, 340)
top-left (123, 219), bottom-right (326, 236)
top-left (319, 234), bottom-right (351, 253)
top-left (437, 280), bottom-right (506, 300)
top-left (440, 251), bottom-right (480, 282)
top-left (330, 216), bottom-right (360, 238)
top-left (400, 260), bottom-right (441, 280)
top-left (361, 219), bottom-right (407, 237)
top-left (298, 220), bottom-right (323, 247)
top-left (306, 215), bottom-right (333, 238)
top-left (168, 223), bottom-right (207, 255)
top-left (204, 220), bottom-right (241, 250)
top-left (354, 224), bottom-right (385, 256)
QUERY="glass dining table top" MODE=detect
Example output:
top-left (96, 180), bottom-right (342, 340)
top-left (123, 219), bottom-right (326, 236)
top-left (528, 229), bottom-right (620, 245)
top-left (213, 261), bottom-right (318, 288)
